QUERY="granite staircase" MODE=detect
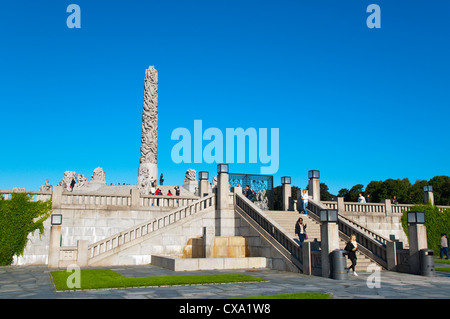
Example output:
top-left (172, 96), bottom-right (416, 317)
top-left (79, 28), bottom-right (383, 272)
top-left (265, 210), bottom-right (375, 272)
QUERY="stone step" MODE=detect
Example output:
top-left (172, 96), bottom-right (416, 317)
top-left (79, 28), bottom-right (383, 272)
top-left (265, 210), bottom-right (375, 271)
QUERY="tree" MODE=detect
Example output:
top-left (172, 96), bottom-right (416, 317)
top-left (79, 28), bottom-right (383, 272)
top-left (320, 183), bottom-right (335, 201)
top-left (428, 176), bottom-right (450, 205)
top-left (365, 180), bottom-right (383, 203)
top-left (346, 184), bottom-right (364, 202)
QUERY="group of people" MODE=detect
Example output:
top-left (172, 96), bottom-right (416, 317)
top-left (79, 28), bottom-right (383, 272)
top-left (150, 185), bottom-right (181, 196)
top-left (357, 193), bottom-right (399, 204)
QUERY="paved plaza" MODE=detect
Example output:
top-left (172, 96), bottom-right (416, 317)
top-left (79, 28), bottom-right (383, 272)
top-left (0, 261), bottom-right (449, 300)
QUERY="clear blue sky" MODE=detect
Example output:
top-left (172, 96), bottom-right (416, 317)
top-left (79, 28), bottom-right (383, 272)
top-left (0, 0), bottom-right (449, 195)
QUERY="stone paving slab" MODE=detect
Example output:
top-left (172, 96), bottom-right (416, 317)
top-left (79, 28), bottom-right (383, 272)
top-left (0, 264), bottom-right (449, 300)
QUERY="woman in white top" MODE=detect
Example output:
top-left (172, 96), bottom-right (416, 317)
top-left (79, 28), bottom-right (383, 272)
top-left (301, 189), bottom-right (308, 215)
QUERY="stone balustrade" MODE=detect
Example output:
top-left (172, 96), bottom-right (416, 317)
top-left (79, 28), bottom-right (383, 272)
top-left (87, 194), bottom-right (216, 262)
top-left (322, 199), bottom-right (450, 215)
top-left (0, 187), bottom-right (200, 210)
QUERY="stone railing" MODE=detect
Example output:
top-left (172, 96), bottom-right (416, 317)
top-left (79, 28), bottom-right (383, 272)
top-left (322, 199), bottom-right (450, 215)
top-left (234, 192), bottom-right (303, 270)
top-left (307, 198), bottom-right (395, 270)
top-left (1, 187), bottom-right (200, 210)
top-left (87, 194), bottom-right (216, 261)
top-left (62, 192), bottom-right (132, 206)
top-left (140, 195), bottom-right (198, 208)
top-left (0, 190), bottom-right (52, 201)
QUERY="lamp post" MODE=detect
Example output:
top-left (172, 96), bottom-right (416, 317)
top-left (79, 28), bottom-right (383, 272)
top-left (308, 170), bottom-right (320, 201)
top-left (407, 211), bottom-right (428, 275)
top-left (198, 171), bottom-right (209, 197)
top-left (216, 164), bottom-right (233, 236)
top-left (423, 185), bottom-right (434, 205)
top-left (320, 209), bottom-right (340, 278)
top-left (48, 214), bottom-right (63, 269)
top-left (281, 176), bottom-right (292, 211)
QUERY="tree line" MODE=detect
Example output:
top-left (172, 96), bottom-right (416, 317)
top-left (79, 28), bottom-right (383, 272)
top-left (272, 175), bottom-right (450, 209)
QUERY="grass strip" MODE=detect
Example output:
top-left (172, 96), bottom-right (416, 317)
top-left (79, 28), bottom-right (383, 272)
top-left (435, 259), bottom-right (450, 264)
top-left (50, 269), bottom-right (267, 291)
top-left (241, 292), bottom-right (332, 299)
top-left (436, 267), bottom-right (450, 273)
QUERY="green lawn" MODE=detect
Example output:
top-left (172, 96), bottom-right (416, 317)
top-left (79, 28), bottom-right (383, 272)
top-left (435, 259), bottom-right (450, 264)
top-left (50, 269), bottom-right (267, 291)
top-left (242, 292), bottom-right (332, 299)
top-left (436, 268), bottom-right (450, 273)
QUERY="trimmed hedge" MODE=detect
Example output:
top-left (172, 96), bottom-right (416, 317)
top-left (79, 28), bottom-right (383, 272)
top-left (401, 204), bottom-right (450, 254)
top-left (0, 193), bottom-right (52, 266)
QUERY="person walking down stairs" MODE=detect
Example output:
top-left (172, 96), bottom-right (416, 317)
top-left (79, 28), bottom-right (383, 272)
top-left (345, 234), bottom-right (359, 276)
top-left (295, 217), bottom-right (307, 247)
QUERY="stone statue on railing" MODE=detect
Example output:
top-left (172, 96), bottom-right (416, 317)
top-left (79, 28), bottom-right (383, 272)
top-left (137, 166), bottom-right (152, 195)
top-left (91, 167), bottom-right (106, 184)
top-left (182, 169), bottom-right (197, 194)
top-left (38, 179), bottom-right (52, 201)
top-left (61, 171), bottom-right (77, 191)
top-left (75, 174), bottom-right (88, 188)
top-left (39, 179), bottom-right (52, 192)
top-left (254, 189), bottom-right (269, 210)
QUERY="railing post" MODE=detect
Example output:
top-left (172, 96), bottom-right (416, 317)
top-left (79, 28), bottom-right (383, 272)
top-left (281, 177), bottom-right (292, 211)
top-left (385, 241), bottom-right (398, 271)
top-left (302, 241), bottom-right (312, 275)
top-left (337, 197), bottom-right (345, 213)
top-left (131, 188), bottom-right (140, 208)
top-left (51, 186), bottom-right (63, 209)
top-left (48, 225), bottom-right (61, 269)
top-left (217, 164), bottom-right (234, 236)
top-left (384, 199), bottom-right (392, 216)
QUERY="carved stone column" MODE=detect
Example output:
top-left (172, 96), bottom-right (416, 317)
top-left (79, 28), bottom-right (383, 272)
top-left (137, 66), bottom-right (158, 194)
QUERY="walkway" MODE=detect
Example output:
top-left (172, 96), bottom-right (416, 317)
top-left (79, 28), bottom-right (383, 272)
top-left (1, 262), bottom-right (449, 299)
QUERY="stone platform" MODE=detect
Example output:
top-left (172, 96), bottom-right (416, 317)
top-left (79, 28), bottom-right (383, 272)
top-left (151, 255), bottom-right (268, 272)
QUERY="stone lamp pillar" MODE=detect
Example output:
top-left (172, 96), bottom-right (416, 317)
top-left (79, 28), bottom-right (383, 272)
top-left (407, 211), bottom-right (428, 275)
top-left (320, 209), bottom-right (340, 278)
top-left (48, 214), bottom-right (62, 269)
top-left (281, 176), bottom-right (292, 211)
top-left (216, 164), bottom-right (234, 236)
top-left (198, 171), bottom-right (210, 197)
top-left (423, 185), bottom-right (434, 205)
top-left (308, 170), bottom-right (321, 202)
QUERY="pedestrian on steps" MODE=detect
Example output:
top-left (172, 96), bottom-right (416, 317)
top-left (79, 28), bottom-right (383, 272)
top-left (295, 217), bottom-right (307, 247)
top-left (345, 234), bottom-right (358, 276)
top-left (301, 189), bottom-right (308, 215)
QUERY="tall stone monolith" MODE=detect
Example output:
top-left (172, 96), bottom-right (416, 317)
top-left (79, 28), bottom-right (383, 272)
top-left (137, 66), bottom-right (158, 194)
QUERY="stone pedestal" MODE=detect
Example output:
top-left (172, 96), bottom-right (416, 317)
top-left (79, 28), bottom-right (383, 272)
top-left (199, 179), bottom-right (210, 197)
top-left (424, 191), bottom-right (434, 205)
top-left (48, 225), bottom-right (61, 269)
top-left (217, 171), bottom-right (234, 236)
top-left (408, 223), bottom-right (428, 275)
top-left (320, 222), bottom-right (340, 278)
top-left (182, 180), bottom-right (198, 195)
top-left (282, 183), bottom-right (291, 211)
top-left (309, 178), bottom-right (320, 202)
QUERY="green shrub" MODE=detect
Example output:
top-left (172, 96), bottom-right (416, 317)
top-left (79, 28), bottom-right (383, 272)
top-left (0, 193), bottom-right (52, 266)
top-left (401, 204), bottom-right (450, 254)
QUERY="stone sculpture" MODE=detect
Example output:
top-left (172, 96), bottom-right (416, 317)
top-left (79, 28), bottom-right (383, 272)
top-left (254, 189), bottom-right (269, 210)
top-left (91, 167), bottom-right (106, 184)
top-left (137, 66), bottom-right (158, 194)
top-left (182, 169), bottom-right (197, 194)
top-left (76, 174), bottom-right (88, 188)
top-left (62, 171), bottom-right (77, 191)
top-left (137, 166), bottom-right (151, 195)
top-left (39, 179), bottom-right (52, 192)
